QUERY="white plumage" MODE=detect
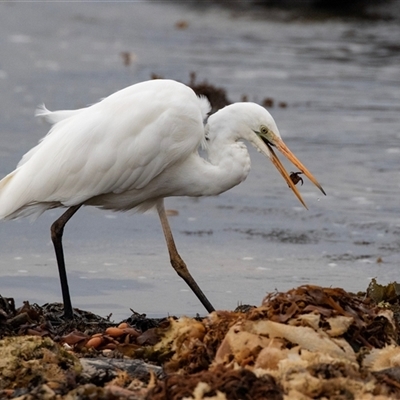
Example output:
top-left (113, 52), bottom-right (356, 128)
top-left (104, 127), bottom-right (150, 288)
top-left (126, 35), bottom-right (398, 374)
top-left (0, 79), bottom-right (325, 318)
top-left (0, 80), bottom-right (211, 218)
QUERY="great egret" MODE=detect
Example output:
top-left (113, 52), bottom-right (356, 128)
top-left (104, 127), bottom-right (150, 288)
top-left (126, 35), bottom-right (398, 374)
top-left (0, 79), bottom-right (325, 319)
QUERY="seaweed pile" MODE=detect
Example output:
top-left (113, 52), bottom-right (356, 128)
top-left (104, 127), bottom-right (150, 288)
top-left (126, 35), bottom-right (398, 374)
top-left (2, 281), bottom-right (400, 399)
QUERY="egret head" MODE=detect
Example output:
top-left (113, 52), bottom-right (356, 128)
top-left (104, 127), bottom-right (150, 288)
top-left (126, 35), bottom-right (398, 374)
top-left (206, 102), bottom-right (325, 208)
top-left (243, 103), bottom-right (325, 208)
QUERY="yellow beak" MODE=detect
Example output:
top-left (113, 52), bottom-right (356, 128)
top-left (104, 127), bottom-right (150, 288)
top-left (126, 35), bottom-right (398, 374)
top-left (265, 137), bottom-right (326, 209)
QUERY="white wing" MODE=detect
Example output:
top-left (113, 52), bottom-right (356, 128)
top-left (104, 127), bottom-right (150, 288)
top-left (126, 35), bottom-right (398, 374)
top-left (0, 80), bottom-right (210, 219)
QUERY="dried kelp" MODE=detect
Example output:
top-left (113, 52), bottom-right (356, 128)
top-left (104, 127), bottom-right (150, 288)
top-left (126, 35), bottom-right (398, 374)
top-left (2, 281), bottom-right (400, 399)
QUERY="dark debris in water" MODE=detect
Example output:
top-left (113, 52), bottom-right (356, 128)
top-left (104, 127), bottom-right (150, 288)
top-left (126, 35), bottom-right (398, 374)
top-left (2, 280), bottom-right (400, 399)
top-left (149, 72), bottom-right (287, 114)
top-left (232, 227), bottom-right (320, 244)
top-left (188, 72), bottom-right (231, 114)
top-left (203, 0), bottom-right (397, 22)
top-left (151, 72), bottom-right (231, 114)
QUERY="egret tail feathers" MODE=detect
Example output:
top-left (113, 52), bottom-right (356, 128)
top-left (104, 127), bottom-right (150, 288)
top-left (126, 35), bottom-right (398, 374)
top-left (0, 169), bottom-right (55, 221)
top-left (0, 170), bottom-right (19, 219)
top-left (35, 104), bottom-right (83, 125)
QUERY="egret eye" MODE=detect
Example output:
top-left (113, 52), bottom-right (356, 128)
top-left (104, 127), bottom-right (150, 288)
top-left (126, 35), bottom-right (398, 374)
top-left (259, 125), bottom-right (275, 146)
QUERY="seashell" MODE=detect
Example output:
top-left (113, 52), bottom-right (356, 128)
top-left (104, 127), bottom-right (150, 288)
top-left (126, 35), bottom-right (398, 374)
top-left (86, 336), bottom-right (103, 348)
top-left (105, 327), bottom-right (125, 338)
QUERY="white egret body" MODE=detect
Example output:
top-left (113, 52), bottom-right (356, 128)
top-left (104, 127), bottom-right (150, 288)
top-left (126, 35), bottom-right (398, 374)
top-left (0, 79), bottom-right (325, 318)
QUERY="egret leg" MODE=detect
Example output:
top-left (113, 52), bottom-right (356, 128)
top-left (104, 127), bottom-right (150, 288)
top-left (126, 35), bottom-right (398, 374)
top-left (50, 205), bottom-right (82, 319)
top-left (157, 201), bottom-right (215, 313)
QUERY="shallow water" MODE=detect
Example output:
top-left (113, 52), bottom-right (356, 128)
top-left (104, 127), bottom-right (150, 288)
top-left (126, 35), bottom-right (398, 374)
top-left (0, 2), bottom-right (399, 321)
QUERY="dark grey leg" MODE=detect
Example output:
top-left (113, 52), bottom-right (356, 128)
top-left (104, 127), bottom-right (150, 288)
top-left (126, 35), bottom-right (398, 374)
top-left (50, 205), bottom-right (82, 319)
